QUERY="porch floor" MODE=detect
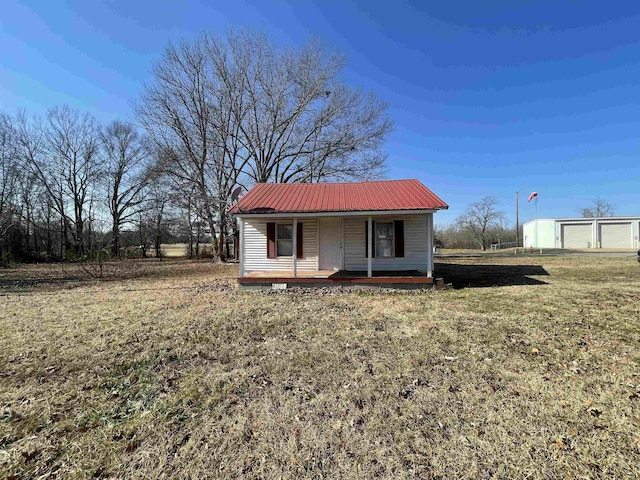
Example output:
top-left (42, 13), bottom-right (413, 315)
top-left (244, 270), bottom-right (337, 279)
top-left (239, 269), bottom-right (432, 287)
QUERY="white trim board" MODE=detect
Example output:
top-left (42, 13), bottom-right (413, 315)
top-left (235, 209), bottom-right (440, 219)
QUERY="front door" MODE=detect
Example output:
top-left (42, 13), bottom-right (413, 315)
top-left (319, 218), bottom-right (343, 270)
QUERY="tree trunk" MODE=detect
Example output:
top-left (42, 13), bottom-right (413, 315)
top-left (112, 220), bottom-right (120, 258)
top-left (75, 219), bottom-right (84, 257)
top-left (187, 202), bottom-right (193, 259)
top-left (199, 188), bottom-right (219, 261)
top-left (218, 230), bottom-right (225, 262)
top-left (46, 211), bottom-right (52, 259)
top-left (155, 234), bottom-right (161, 260)
top-left (60, 215), bottom-right (65, 260)
top-left (217, 201), bottom-right (227, 262)
top-left (33, 219), bottom-right (39, 261)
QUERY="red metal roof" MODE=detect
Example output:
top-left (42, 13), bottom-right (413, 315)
top-left (228, 179), bottom-right (448, 214)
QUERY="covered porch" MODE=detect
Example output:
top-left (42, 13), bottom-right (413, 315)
top-left (238, 212), bottom-right (435, 279)
top-left (230, 179), bottom-right (448, 289)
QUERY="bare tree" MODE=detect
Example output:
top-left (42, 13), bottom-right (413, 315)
top-left (15, 111), bottom-right (69, 256)
top-left (17, 106), bottom-right (101, 257)
top-left (138, 37), bottom-right (226, 260)
top-left (101, 120), bottom-right (150, 257)
top-left (45, 106), bottom-right (101, 255)
top-left (138, 30), bottom-right (393, 260)
top-left (221, 32), bottom-right (392, 184)
top-left (141, 171), bottom-right (172, 259)
top-left (456, 196), bottom-right (505, 251)
top-left (4, 113), bottom-right (67, 262)
top-left (0, 114), bottom-right (20, 254)
top-left (579, 198), bottom-right (615, 218)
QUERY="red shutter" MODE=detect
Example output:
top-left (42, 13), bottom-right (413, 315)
top-left (296, 222), bottom-right (304, 258)
top-left (394, 220), bottom-right (404, 257)
top-left (267, 222), bottom-right (276, 258)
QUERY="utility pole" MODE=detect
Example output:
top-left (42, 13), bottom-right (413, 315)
top-left (515, 191), bottom-right (519, 251)
top-left (515, 186), bottom-right (528, 254)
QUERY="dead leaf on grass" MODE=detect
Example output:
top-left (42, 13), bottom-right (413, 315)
top-left (21, 448), bottom-right (40, 461)
top-left (587, 407), bottom-right (603, 417)
top-left (125, 440), bottom-right (139, 453)
top-left (553, 437), bottom-right (573, 450)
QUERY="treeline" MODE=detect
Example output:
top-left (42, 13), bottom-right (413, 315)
top-left (435, 196), bottom-right (517, 250)
top-left (435, 224), bottom-right (517, 250)
top-left (0, 30), bottom-right (391, 265)
top-left (0, 110), bottom-right (211, 263)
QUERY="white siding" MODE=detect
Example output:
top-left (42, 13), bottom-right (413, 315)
top-left (243, 218), bottom-right (318, 272)
top-left (343, 214), bottom-right (430, 272)
top-left (523, 219), bottom-right (556, 248)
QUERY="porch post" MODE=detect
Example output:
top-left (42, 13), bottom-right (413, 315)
top-left (426, 213), bottom-right (433, 278)
top-left (367, 216), bottom-right (372, 278)
top-left (293, 218), bottom-right (298, 277)
top-left (239, 218), bottom-right (245, 278)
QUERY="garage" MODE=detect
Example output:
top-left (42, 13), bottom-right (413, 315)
top-left (599, 222), bottom-right (632, 248)
top-left (561, 223), bottom-right (592, 248)
top-left (524, 216), bottom-right (640, 250)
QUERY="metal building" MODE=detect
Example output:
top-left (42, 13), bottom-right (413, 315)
top-left (523, 216), bottom-right (640, 249)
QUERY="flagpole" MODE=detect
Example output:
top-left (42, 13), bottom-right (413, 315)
top-left (526, 191), bottom-right (538, 251)
top-left (515, 191), bottom-right (519, 253)
top-left (536, 196), bottom-right (541, 254)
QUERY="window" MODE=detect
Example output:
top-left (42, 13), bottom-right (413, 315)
top-left (375, 222), bottom-right (394, 257)
top-left (276, 224), bottom-right (293, 256)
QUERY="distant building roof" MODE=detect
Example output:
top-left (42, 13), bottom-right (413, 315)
top-left (229, 179), bottom-right (448, 214)
top-left (523, 215), bottom-right (640, 225)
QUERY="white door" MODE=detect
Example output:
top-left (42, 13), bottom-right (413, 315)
top-left (319, 218), bottom-right (343, 270)
top-left (561, 224), bottom-right (592, 248)
top-left (599, 223), bottom-right (632, 248)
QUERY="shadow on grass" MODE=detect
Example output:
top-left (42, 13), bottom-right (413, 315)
top-left (435, 263), bottom-right (549, 289)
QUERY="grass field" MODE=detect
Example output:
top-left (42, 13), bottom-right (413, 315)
top-left (1, 257), bottom-right (639, 478)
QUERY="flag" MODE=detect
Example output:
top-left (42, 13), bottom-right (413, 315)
top-left (527, 192), bottom-right (538, 202)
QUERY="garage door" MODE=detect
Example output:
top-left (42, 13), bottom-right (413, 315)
top-left (599, 223), bottom-right (632, 248)
top-left (561, 224), bottom-right (592, 248)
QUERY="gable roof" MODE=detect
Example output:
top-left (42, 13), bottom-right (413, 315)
top-left (228, 179), bottom-right (448, 214)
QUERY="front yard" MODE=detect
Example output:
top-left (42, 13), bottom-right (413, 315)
top-left (1, 257), bottom-right (639, 478)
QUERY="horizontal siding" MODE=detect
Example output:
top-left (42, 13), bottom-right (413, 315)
top-left (344, 215), bottom-right (429, 272)
top-left (243, 218), bottom-right (318, 272)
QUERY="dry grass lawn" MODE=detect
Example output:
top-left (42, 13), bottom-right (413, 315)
top-left (1, 256), bottom-right (639, 479)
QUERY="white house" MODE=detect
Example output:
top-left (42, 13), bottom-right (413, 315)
top-left (229, 179), bottom-right (448, 288)
top-left (523, 216), bottom-right (640, 249)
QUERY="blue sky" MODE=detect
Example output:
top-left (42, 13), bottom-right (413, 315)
top-left (1, 0), bottom-right (639, 226)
